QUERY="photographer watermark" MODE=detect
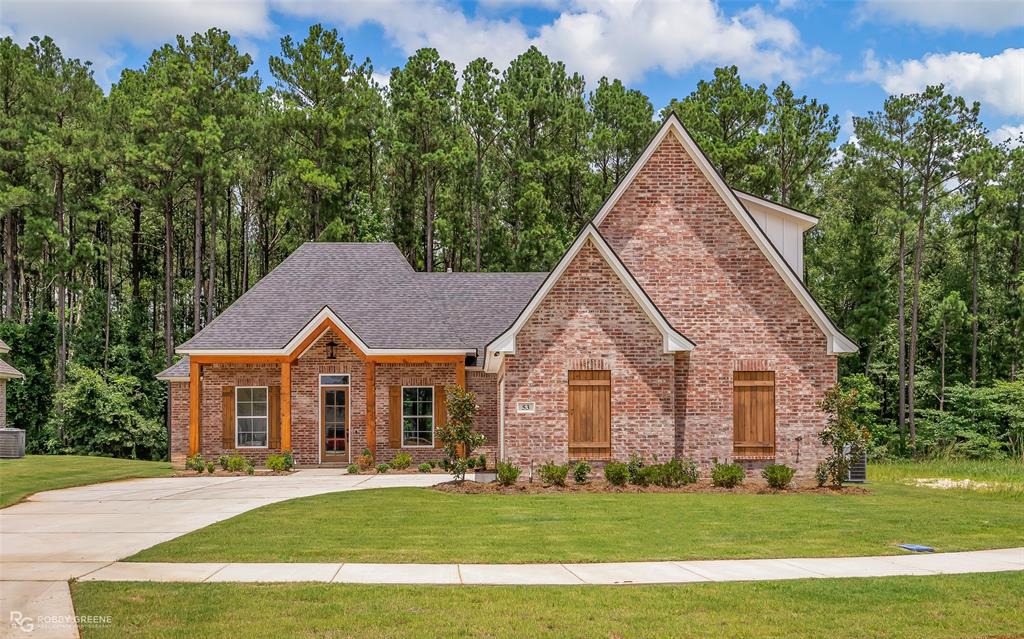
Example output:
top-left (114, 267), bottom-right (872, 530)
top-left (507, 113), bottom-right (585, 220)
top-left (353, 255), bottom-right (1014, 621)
top-left (10, 611), bottom-right (112, 633)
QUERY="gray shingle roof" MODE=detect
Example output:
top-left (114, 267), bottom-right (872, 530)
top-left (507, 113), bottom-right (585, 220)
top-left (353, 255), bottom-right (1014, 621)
top-left (156, 356), bottom-right (190, 380)
top-left (0, 357), bottom-right (23, 379)
top-left (178, 243), bottom-right (546, 362)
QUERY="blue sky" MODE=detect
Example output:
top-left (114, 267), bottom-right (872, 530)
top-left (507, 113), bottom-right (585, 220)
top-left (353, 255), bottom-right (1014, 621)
top-left (3, 0), bottom-right (1022, 145)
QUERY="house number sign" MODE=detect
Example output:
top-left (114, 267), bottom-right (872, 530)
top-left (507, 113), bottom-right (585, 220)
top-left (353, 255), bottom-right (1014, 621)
top-left (516, 401), bottom-right (536, 414)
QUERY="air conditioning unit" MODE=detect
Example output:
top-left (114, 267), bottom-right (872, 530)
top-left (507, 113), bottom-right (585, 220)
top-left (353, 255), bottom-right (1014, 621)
top-left (0, 428), bottom-right (25, 459)
top-left (847, 450), bottom-right (867, 483)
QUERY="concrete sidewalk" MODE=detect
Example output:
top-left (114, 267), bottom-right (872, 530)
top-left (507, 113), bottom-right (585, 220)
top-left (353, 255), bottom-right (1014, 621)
top-left (73, 547), bottom-right (1024, 585)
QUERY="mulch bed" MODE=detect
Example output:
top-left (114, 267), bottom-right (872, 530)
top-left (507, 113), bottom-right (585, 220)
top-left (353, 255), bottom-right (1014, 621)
top-left (432, 479), bottom-right (869, 495)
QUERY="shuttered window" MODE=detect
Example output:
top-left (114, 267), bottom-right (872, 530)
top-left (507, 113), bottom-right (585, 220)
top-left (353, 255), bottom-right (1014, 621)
top-left (568, 370), bottom-right (611, 460)
top-left (733, 371), bottom-right (775, 459)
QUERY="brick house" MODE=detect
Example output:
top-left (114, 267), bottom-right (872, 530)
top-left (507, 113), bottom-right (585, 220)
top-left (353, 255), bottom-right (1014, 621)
top-left (158, 115), bottom-right (856, 475)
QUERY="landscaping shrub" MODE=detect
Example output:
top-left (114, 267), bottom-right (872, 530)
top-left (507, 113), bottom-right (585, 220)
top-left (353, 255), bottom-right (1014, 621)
top-left (184, 454), bottom-right (205, 472)
top-left (217, 455), bottom-right (228, 470)
top-left (246, 463), bottom-right (255, 476)
top-left (572, 460), bottom-right (592, 484)
top-left (428, 460), bottom-right (438, 469)
top-left (346, 464), bottom-right (359, 475)
top-left (634, 465), bottom-right (660, 486)
top-left (205, 461), bottom-right (215, 474)
top-left (356, 449), bottom-right (374, 471)
top-left (282, 451), bottom-right (294, 470)
top-left (418, 463), bottom-right (432, 473)
top-left (265, 453), bottom-right (290, 472)
top-left (538, 461), bottom-right (569, 486)
top-left (762, 463), bottom-right (796, 489)
top-left (625, 454), bottom-right (645, 483)
top-left (390, 452), bottom-right (412, 470)
top-left (815, 462), bottom-right (828, 487)
top-left (436, 385), bottom-right (484, 481)
top-left (818, 384), bottom-right (870, 487)
top-left (224, 454), bottom-right (249, 473)
top-left (604, 461), bottom-right (629, 486)
top-left (477, 454), bottom-right (487, 470)
top-left (376, 463), bottom-right (390, 474)
top-left (467, 456), bottom-right (477, 469)
top-left (711, 462), bottom-right (745, 488)
top-left (651, 458), bottom-right (698, 487)
top-left (496, 460), bottom-right (521, 486)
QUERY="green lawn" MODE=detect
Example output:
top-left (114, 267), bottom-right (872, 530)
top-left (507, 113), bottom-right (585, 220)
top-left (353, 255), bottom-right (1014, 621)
top-left (71, 573), bottom-right (1024, 639)
top-left (870, 459), bottom-right (1024, 494)
top-left (129, 479), bottom-right (1024, 563)
top-left (0, 454), bottom-right (173, 508)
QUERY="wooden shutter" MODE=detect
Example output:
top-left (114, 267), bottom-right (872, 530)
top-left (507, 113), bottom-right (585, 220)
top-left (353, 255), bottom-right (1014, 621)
top-left (268, 386), bottom-right (281, 449)
top-left (733, 371), bottom-right (775, 459)
top-left (434, 385), bottom-right (446, 448)
top-left (568, 370), bottom-right (611, 460)
top-left (222, 386), bottom-right (235, 449)
top-left (389, 385), bottom-right (401, 448)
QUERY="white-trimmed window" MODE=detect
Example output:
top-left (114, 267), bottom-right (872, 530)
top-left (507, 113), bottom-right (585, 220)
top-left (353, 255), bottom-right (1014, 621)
top-left (401, 386), bottom-right (434, 447)
top-left (236, 386), bottom-right (269, 448)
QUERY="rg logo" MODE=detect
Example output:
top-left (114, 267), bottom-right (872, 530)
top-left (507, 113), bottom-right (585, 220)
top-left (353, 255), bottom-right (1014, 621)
top-left (9, 611), bottom-right (34, 632)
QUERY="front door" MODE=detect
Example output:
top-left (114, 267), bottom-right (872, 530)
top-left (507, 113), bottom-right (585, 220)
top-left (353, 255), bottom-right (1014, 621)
top-left (321, 386), bottom-right (348, 462)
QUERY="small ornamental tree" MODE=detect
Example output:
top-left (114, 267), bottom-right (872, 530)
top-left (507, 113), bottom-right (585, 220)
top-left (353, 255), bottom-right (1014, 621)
top-left (817, 384), bottom-right (870, 487)
top-left (436, 384), bottom-right (484, 481)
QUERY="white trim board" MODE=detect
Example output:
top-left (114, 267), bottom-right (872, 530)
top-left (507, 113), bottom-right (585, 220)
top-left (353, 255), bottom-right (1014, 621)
top-left (590, 114), bottom-right (856, 355)
top-left (484, 224), bottom-right (695, 374)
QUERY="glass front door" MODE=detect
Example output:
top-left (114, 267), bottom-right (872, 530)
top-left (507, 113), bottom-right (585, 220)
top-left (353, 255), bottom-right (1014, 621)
top-left (321, 387), bottom-right (348, 461)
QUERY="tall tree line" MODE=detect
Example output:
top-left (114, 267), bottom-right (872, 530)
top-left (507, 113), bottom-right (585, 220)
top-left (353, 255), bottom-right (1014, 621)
top-left (1, 27), bottom-right (1020, 459)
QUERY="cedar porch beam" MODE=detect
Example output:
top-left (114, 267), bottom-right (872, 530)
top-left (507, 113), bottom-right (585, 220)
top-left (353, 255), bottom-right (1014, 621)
top-left (456, 359), bottom-right (466, 387)
top-left (280, 360), bottom-right (292, 450)
top-left (366, 361), bottom-right (376, 460)
top-left (188, 359), bottom-right (200, 455)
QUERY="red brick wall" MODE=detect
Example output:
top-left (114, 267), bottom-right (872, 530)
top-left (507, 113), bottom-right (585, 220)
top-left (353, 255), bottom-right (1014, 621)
top-left (596, 135), bottom-right (837, 476)
top-left (501, 241), bottom-right (677, 470)
top-left (169, 382), bottom-right (189, 466)
top-left (467, 370), bottom-right (499, 463)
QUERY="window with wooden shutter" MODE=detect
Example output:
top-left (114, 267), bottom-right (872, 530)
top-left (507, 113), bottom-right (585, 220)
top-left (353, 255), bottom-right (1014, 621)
top-left (568, 370), bottom-right (611, 460)
top-left (733, 371), bottom-right (775, 459)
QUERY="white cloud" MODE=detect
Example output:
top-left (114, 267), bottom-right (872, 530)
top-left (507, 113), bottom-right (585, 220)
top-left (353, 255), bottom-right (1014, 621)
top-left (850, 48), bottom-right (1024, 117)
top-left (858, 0), bottom-right (1024, 34)
top-left (0, 0), bottom-right (274, 87)
top-left (274, 0), bottom-right (832, 84)
top-left (991, 123), bottom-right (1024, 148)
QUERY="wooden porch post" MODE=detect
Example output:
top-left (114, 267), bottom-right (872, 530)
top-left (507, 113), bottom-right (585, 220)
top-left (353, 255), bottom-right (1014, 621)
top-left (280, 361), bottom-right (291, 450)
top-left (188, 359), bottom-right (200, 455)
top-left (366, 361), bottom-right (376, 459)
top-left (456, 359), bottom-right (466, 388)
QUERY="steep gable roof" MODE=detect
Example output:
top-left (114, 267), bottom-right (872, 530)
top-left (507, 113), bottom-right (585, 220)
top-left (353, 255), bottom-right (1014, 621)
top-left (484, 223), bottom-right (695, 373)
top-left (592, 114), bottom-right (857, 355)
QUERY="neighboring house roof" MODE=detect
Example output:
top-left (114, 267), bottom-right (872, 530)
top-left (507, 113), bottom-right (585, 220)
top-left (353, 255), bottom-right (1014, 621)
top-left (590, 114), bottom-right (857, 355)
top-left (178, 242), bottom-right (547, 363)
top-left (484, 224), bottom-right (695, 373)
top-left (0, 338), bottom-right (9, 354)
top-left (156, 356), bottom-right (190, 381)
top-left (0, 358), bottom-right (24, 380)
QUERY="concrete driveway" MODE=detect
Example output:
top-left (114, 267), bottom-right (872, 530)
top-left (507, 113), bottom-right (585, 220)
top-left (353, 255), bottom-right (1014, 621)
top-left (0, 471), bottom-right (445, 638)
